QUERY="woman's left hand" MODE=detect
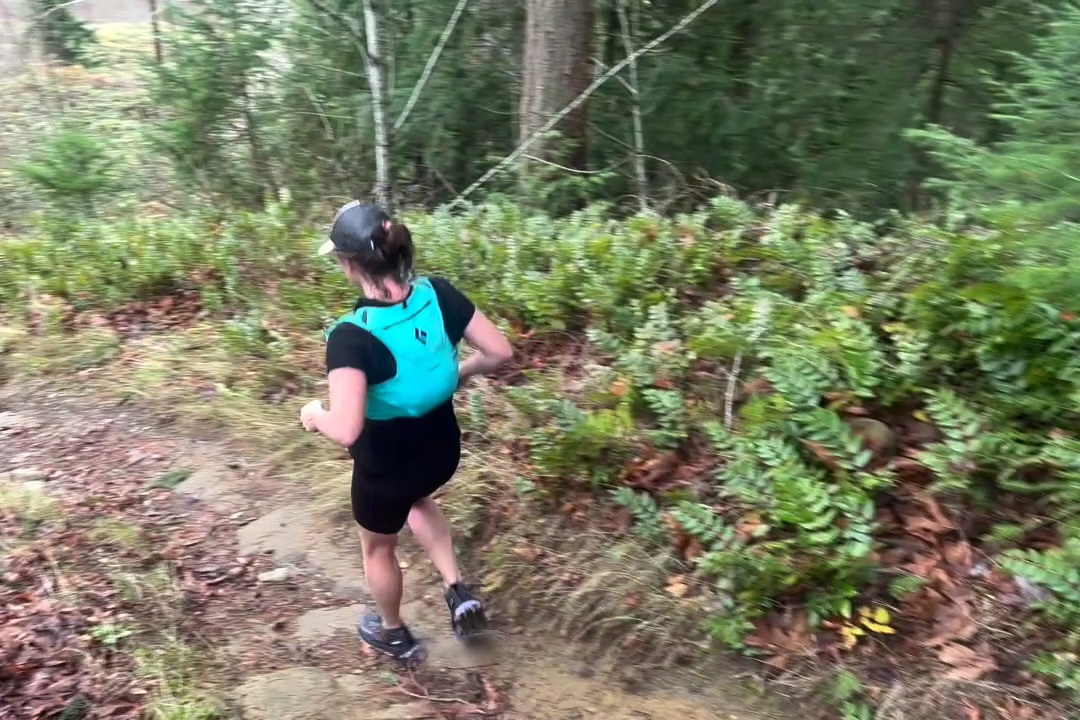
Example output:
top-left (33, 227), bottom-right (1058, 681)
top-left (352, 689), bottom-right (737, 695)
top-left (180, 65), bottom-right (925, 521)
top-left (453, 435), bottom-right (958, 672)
top-left (300, 400), bottom-right (324, 431)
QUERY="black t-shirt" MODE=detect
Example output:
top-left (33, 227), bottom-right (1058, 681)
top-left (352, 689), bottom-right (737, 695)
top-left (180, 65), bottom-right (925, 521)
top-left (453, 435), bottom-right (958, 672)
top-left (325, 276), bottom-right (475, 480)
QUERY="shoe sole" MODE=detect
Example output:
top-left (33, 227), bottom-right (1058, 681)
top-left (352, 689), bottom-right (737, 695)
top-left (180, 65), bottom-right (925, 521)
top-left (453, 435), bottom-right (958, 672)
top-left (358, 632), bottom-right (426, 662)
top-left (451, 605), bottom-right (491, 643)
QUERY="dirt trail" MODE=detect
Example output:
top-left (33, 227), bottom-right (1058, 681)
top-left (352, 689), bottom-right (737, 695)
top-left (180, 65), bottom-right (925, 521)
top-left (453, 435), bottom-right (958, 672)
top-left (0, 380), bottom-right (781, 719)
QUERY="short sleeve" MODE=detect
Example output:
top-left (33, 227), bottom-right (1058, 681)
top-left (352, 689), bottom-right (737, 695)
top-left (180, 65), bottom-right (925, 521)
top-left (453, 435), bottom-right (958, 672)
top-left (429, 276), bottom-right (476, 345)
top-left (325, 323), bottom-right (396, 384)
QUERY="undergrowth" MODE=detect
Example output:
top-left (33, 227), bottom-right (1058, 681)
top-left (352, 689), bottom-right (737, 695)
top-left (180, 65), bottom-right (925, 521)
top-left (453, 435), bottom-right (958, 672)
top-left (4, 197), bottom-right (1080, 718)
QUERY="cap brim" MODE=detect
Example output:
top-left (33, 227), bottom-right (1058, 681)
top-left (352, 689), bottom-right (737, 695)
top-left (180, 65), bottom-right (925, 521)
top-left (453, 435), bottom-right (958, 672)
top-left (317, 239), bottom-right (336, 256)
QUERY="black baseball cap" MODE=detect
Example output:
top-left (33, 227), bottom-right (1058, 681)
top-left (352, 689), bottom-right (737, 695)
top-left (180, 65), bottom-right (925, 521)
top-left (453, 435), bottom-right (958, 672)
top-left (318, 200), bottom-right (391, 256)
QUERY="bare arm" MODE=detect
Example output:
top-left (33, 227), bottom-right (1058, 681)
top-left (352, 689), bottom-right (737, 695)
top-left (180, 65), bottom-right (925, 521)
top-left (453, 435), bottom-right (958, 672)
top-left (458, 310), bottom-right (513, 382)
top-left (305, 367), bottom-right (368, 447)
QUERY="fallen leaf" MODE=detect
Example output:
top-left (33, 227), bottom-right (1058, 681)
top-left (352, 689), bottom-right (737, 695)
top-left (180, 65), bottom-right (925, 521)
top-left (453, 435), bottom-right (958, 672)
top-left (943, 541), bottom-right (974, 572)
top-left (939, 643), bottom-right (978, 666)
top-left (801, 440), bottom-right (842, 471)
top-left (938, 643), bottom-right (997, 681)
top-left (925, 602), bottom-right (977, 647)
top-left (665, 576), bottom-right (690, 598)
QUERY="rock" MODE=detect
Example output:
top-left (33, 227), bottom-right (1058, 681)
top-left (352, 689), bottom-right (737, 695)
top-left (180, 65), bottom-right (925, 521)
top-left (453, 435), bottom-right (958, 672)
top-left (257, 567), bottom-right (293, 583)
top-left (361, 704), bottom-right (430, 720)
top-left (847, 418), bottom-right (898, 465)
top-left (294, 604), bottom-right (364, 644)
top-left (1, 468), bottom-right (45, 484)
top-left (237, 506), bottom-right (314, 563)
top-left (0, 412), bottom-right (25, 431)
top-left (235, 667), bottom-right (347, 720)
top-left (174, 467), bottom-right (248, 513)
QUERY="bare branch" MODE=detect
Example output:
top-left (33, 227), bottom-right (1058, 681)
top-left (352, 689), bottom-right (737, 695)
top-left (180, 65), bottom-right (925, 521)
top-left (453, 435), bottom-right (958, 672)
top-left (448, 0), bottom-right (722, 209)
top-left (394, 0), bottom-right (469, 132)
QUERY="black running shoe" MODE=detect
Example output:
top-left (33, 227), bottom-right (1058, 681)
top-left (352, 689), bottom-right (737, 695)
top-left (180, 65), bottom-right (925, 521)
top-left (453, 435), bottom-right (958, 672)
top-left (445, 582), bottom-right (488, 640)
top-left (357, 613), bottom-right (423, 660)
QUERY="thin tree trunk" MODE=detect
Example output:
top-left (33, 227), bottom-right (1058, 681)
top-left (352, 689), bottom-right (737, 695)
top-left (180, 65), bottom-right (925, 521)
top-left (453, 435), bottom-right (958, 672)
top-left (362, 0), bottom-right (395, 212)
top-left (148, 0), bottom-right (162, 64)
top-left (238, 81), bottom-right (279, 206)
top-left (617, 0), bottom-right (648, 211)
top-left (908, 0), bottom-right (972, 210)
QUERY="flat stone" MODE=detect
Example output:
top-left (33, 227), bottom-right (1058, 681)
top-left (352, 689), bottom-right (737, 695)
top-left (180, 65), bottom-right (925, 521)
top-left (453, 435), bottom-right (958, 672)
top-left (306, 538), bottom-right (364, 594)
top-left (21, 480), bottom-right (47, 495)
top-left (257, 567), bottom-right (293, 583)
top-left (0, 412), bottom-right (25, 431)
top-left (235, 667), bottom-right (347, 720)
top-left (237, 506), bottom-right (314, 563)
top-left (1, 468), bottom-right (45, 483)
top-left (174, 466), bottom-right (248, 513)
top-left (361, 703), bottom-right (430, 719)
top-left (295, 603), bottom-right (364, 644)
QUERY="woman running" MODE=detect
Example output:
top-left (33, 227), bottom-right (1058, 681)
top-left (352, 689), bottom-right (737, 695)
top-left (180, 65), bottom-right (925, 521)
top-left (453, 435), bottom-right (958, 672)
top-left (299, 201), bottom-right (513, 660)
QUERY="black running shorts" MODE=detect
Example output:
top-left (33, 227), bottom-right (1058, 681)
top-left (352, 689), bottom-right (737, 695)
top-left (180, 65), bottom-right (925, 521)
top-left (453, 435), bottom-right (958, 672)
top-left (350, 439), bottom-right (461, 535)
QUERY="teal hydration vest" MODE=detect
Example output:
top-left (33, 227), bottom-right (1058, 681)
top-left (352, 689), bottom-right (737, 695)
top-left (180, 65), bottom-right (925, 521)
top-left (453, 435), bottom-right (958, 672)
top-left (325, 277), bottom-right (460, 421)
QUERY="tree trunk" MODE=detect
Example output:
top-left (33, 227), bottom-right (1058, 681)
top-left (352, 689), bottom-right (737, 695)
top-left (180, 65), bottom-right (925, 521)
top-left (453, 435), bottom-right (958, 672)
top-left (908, 0), bottom-right (973, 210)
top-left (148, 0), bottom-right (162, 64)
top-left (519, 0), bottom-right (594, 169)
top-left (362, 0), bottom-right (395, 212)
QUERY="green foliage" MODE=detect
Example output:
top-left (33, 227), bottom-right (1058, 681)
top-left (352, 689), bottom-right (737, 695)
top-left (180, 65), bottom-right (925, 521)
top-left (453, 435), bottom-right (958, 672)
top-left (32, 0), bottom-right (98, 66)
top-left (611, 488), bottom-right (667, 545)
top-left (9, 192), bottom-right (1080, 714)
top-left (17, 130), bottom-right (115, 210)
top-left (150, 0), bottom-right (287, 207)
top-left (913, 2), bottom-right (1080, 228)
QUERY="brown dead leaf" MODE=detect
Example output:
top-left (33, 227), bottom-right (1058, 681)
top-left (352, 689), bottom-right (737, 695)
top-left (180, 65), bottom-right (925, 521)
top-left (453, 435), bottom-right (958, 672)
top-left (683, 537), bottom-right (705, 563)
top-left (762, 654), bottom-right (791, 670)
top-left (735, 513), bottom-right (765, 542)
top-left (890, 457), bottom-right (933, 483)
top-left (901, 514), bottom-right (953, 543)
top-left (625, 452), bottom-right (682, 492)
top-left (938, 643), bottom-right (997, 681)
top-left (924, 601), bottom-right (977, 647)
top-left (665, 576), bottom-right (690, 598)
top-left (512, 545), bottom-right (541, 562)
top-left (939, 643), bottom-right (979, 666)
top-left (943, 541), bottom-right (974, 573)
top-left (801, 440), bottom-right (842, 471)
top-left (918, 494), bottom-right (955, 528)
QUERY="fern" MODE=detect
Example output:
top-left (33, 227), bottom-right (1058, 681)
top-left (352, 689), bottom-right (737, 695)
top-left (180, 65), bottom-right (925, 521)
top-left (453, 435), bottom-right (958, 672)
top-left (611, 488), bottom-right (667, 545)
top-left (1000, 540), bottom-right (1080, 625)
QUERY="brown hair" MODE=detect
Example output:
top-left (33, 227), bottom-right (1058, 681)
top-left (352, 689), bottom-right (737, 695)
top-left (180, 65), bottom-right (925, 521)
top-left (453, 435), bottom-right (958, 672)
top-left (338, 221), bottom-right (416, 287)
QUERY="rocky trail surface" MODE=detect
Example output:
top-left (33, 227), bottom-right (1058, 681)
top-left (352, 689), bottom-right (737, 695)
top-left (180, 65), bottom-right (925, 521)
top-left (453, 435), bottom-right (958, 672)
top-left (0, 380), bottom-right (780, 719)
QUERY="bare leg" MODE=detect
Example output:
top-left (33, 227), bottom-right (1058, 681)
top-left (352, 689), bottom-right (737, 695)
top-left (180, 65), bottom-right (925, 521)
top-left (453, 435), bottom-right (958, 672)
top-left (359, 529), bottom-right (404, 628)
top-left (407, 496), bottom-right (462, 588)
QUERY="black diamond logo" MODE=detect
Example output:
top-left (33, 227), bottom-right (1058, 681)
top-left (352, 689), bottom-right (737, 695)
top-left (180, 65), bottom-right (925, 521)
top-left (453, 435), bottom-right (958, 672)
top-left (415, 328), bottom-right (428, 345)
